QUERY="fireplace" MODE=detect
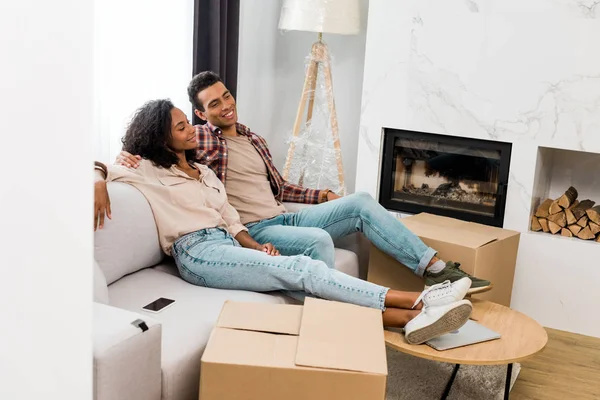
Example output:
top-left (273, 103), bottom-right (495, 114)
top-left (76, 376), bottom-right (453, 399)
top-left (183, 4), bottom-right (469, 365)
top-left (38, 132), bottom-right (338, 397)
top-left (379, 129), bottom-right (512, 227)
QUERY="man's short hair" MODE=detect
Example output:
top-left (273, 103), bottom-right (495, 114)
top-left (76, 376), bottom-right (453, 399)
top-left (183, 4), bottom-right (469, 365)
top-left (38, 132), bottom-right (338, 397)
top-left (187, 71), bottom-right (223, 111)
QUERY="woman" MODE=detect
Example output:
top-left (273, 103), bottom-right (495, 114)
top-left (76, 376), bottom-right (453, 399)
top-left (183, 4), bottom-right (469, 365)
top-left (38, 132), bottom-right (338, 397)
top-left (93, 99), bottom-right (472, 344)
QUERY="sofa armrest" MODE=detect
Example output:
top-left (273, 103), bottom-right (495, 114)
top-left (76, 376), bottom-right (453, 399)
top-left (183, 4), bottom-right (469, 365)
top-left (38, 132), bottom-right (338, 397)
top-left (93, 303), bottom-right (162, 400)
top-left (283, 202), bottom-right (371, 279)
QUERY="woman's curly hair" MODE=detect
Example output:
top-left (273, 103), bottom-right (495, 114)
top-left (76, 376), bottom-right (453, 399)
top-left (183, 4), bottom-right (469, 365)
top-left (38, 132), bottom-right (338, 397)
top-left (121, 99), bottom-right (195, 168)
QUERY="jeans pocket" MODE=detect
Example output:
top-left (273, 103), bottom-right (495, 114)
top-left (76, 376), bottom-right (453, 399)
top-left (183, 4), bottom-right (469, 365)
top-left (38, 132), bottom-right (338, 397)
top-left (173, 246), bottom-right (209, 287)
top-left (174, 231), bottom-right (209, 254)
top-left (179, 266), bottom-right (208, 287)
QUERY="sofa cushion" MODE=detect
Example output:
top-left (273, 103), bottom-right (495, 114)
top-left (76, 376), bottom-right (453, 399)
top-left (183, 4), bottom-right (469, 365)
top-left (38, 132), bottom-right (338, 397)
top-left (93, 260), bottom-right (109, 304)
top-left (153, 259), bottom-right (180, 277)
top-left (107, 268), bottom-right (295, 400)
top-left (333, 248), bottom-right (360, 277)
top-left (94, 182), bottom-right (163, 285)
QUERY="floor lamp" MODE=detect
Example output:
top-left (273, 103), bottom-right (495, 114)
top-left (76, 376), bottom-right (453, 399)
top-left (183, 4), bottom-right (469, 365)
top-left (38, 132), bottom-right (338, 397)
top-left (279, 0), bottom-right (360, 195)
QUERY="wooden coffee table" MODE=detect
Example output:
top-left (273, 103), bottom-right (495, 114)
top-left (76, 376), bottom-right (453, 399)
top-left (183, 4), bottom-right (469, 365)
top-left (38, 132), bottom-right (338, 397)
top-left (384, 298), bottom-right (548, 399)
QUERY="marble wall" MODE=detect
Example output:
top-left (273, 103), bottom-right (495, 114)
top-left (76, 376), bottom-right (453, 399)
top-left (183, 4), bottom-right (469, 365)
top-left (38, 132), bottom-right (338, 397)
top-left (357, 0), bottom-right (600, 337)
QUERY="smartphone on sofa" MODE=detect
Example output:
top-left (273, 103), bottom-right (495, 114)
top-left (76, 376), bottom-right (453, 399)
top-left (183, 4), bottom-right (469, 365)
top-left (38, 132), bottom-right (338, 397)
top-left (142, 297), bottom-right (176, 313)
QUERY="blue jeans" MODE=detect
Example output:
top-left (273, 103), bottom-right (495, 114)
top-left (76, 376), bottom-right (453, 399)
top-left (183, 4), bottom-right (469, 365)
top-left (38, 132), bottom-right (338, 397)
top-left (171, 227), bottom-right (389, 310)
top-left (247, 192), bottom-right (436, 276)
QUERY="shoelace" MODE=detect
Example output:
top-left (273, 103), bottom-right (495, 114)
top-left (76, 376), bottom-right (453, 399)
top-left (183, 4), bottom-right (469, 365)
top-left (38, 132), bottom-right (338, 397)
top-left (411, 280), bottom-right (453, 309)
top-left (449, 262), bottom-right (472, 277)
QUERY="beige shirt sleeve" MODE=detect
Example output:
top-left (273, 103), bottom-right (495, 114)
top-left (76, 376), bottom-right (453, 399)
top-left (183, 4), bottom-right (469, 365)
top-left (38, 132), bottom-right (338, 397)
top-left (106, 163), bottom-right (147, 184)
top-left (199, 165), bottom-right (248, 238)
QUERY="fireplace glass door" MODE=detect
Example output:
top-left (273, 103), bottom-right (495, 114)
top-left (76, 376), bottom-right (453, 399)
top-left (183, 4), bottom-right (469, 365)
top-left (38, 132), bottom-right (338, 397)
top-left (379, 129), bottom-right (512, 227)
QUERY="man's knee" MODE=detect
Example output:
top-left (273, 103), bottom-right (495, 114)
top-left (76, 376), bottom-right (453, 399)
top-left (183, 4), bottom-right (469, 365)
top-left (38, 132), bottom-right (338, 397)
top-left (354, 191), bottom-right (373, 200)
top-left (304, 229), bottom-right (335, 266)
top-left (306, 228), bottom-right (334, 251)
top-left (343, 191), bottom-right (376, 211)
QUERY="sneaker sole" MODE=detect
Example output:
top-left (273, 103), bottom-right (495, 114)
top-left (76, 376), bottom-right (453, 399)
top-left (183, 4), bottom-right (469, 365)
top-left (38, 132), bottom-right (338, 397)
top-left (425, 283), bottom-right (494, 295)
top-left (405, 303), bottom-right (473, 345)
top-left (466, 283), bottom-right (493, 295)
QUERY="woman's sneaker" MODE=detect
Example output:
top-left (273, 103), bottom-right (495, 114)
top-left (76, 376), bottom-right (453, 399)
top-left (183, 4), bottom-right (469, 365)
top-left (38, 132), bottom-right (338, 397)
top-left (404, 300), bottom-right (473, 345)
top-left (424, 261), bottom-right (492, 294)
top-left (411, 277), bottom-right (471, 309)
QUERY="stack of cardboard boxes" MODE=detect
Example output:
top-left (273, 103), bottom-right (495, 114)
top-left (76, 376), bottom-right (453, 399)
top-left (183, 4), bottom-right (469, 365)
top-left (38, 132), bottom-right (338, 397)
top-left (199, 213), bottom-right (521, 399)
top-left (368, 213), bottom-right (520, 307)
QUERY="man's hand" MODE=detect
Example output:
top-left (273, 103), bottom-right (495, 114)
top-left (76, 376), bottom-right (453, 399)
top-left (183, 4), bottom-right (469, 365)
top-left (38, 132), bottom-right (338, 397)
top-left (116, 151), bottom-right (141, 168)
top-left (257, 243), bottom-right (280, 256)
top-left (327, 191), bottom-right (341, 201)
top-left (94, 180), bottom-right (111, 231)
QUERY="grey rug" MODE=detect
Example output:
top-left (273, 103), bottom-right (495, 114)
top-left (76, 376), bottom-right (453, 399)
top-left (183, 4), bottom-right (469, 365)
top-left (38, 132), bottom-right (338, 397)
top-left (386, 347), bottom-right (521, 400)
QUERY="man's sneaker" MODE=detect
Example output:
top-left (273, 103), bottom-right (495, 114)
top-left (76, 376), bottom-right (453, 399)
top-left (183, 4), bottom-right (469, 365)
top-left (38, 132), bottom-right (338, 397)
top-left (411, 277), bottom-right (471, 309)
top-left (404, 300), bottom-right (473, 345)
top-left (424, 261), bottom-right (492, 295)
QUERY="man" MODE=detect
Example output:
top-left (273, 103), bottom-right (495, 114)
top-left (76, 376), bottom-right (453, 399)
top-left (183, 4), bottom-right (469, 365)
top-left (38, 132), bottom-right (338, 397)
top-left (117, 71), bottom-right (492, 293)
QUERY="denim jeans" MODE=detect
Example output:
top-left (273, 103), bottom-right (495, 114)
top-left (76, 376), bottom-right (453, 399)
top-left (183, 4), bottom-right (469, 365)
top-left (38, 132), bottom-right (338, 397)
top-left (247, 192), bottom-right (436, 277)
top-left (171, 227), bottom-right (389, 310)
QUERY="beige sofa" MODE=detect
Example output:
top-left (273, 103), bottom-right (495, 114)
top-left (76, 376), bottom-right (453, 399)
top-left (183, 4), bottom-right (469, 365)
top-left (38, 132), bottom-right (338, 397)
top-left (93, 182), bottom-right (370, 400)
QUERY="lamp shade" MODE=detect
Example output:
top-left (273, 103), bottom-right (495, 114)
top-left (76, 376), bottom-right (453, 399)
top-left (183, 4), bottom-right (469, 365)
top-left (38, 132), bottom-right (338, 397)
top-left (278, 0), bottom-right (360, 35)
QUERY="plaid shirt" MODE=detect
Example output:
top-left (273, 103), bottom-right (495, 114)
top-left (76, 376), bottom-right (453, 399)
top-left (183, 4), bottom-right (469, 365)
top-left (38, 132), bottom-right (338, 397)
top-left (194, 122), bottom-right (322, 204)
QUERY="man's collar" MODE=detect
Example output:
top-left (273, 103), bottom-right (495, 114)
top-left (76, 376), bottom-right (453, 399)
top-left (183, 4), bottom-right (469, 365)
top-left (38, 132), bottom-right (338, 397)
top-left (206, 121), bottom-right (251, 137)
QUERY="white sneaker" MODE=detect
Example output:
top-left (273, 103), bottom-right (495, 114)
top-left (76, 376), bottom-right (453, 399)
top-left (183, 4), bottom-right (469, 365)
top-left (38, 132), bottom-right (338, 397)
top-left (404, 300), bottom-right (473, 345)
top-left (411, 277), bottom-right (471, 309)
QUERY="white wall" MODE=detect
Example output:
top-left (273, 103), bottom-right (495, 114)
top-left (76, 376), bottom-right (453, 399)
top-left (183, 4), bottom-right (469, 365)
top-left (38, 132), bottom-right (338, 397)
top-left (237, 0), bottom-right (370, 193)
top-left (0, 0), bottom-right (92, 398)
top-left (357, 0), bottom-right (600, 337)
top-left (94, 0), bottom-right (195, 163)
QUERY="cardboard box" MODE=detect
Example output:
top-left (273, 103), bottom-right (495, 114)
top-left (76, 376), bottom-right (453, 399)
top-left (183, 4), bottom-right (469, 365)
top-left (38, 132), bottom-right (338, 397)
top-left (200, 297), bottom-right (387, 400)
top-left (368, 213), bottom-right (520, 306)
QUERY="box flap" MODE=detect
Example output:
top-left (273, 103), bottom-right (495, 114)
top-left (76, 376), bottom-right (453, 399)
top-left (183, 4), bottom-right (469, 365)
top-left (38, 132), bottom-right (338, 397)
top-left (202, 327), bottom-right (300, 368)
top-left (295, 298), bottom-right (387, 375)
top-left (464, 222), bottom-right (520, 240)
top-left (402, 214), bottom-right (498, 249)
top-left (217, 301), bottom-right (303, 335)
top-left (405, 212), bottom-right (464, 228)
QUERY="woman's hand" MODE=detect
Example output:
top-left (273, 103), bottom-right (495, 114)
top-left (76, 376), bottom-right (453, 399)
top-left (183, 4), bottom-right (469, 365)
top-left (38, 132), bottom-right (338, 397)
top-left (257, 242), bottom-right (280, 256)
top-left (116, 151), bottom-right (141, 168)
top-left (94, 180), bottom-right (111, 230)
top-left (234, 231), bottom-right (279, 256)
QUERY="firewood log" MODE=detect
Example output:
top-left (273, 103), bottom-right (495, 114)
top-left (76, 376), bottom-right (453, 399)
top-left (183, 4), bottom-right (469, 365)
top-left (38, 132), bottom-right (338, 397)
top-left (548, 220), bottom-right (562, 234)
top-left (565, 209), bottom-right (577, 225)
top-left (557, 186), bottom-right (578, 209)
top-left (589, 222), bottom-right (600, 236)
top-left (576, 226), bottom-right (595, 240)
top-left (586, 206), bottom-right (600, 225)
top-left (577, 215), bottom-right (589, 228)
top-left (568, 225), bottom-right (582, 235)
top-left (539, 218), bottom-right (549, 233)
top-left (561, 228), bottom-right (573, 237)
top-left (571, 200), bottom-right (595, 220)
top-left (531, 216), bottom-right (542, 232)
top-left (535, 199), bottom-right (553, 218)
top-left (549, 200), bottom-right (562, 215)
top-left (568, 199), bottom-right (580, 209)
top-left (548, 211), bottom-right (567, 228)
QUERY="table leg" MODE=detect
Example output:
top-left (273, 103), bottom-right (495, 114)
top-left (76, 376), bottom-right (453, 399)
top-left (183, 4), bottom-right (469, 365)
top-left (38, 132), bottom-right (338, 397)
top-left (504, 363), bottom-right (513, 400)
top-left (441, 364), bottom-right (461, 400)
